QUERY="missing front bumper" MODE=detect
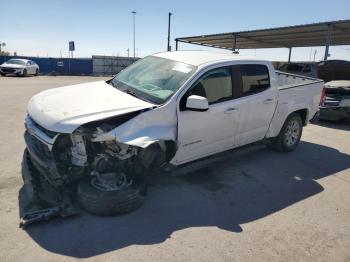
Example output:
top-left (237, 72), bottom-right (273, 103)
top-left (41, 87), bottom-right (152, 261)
top-left (19, 149), bottom-right (80, 228)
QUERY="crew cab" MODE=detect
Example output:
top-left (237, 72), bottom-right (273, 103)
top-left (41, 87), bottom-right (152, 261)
top-left (21, 51), bottom-right (324, 226)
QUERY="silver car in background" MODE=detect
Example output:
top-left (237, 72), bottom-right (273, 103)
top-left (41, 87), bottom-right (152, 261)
top-left (0, 58), bottom-right (39, 76)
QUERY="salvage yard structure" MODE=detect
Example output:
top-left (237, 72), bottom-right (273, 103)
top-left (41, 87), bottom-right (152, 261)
top-left (175, 20), bottom-right (350, 62)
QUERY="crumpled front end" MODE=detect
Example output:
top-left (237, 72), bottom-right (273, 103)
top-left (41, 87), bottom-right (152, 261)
top-left (21, 109), bottom-right (175, 227)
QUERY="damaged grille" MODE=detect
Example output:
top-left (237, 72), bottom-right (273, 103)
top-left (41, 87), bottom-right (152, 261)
top-left (30, 118), bottom-right (57, 138)
top-left (25, 132), bottom-right (53, 160)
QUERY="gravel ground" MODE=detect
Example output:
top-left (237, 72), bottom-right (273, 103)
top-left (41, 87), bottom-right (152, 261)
top-left (0, 75), bottom-right (349, 262)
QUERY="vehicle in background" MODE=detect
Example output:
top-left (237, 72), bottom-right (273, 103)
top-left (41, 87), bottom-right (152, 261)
top-left (319, 80), bottom-right (350, 121)
top-left (317, 60), bottom-right (350, 82)
top-left (0, 58), bottom-right (39, 77)
top-left (278, 62), bottom-right (317, 77)
top-left (21, 51), bottom-right (324, 227)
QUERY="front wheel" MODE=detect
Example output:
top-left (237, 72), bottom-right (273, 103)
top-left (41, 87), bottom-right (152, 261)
top-left (22, 69), bottom-right (27, 77)
top-left (77, 172), bottom-right (147, 215)
top-left (268, 113), bottom-right (303, 152)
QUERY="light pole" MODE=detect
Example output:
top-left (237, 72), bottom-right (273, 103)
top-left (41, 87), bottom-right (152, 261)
top-left (132, 11), bottom-right (136, 58)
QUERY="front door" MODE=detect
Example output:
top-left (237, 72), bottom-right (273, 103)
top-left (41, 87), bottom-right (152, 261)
top-left (175, 66), bottom-right (240, 164)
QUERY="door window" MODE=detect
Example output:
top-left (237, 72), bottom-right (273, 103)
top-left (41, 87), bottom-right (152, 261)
top-left (187, 67), bottom-right (233, 105)
top-left (240, 65), bottom-right (270, 96)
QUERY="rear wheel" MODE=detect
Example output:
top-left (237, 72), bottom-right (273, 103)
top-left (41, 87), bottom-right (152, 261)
top-left (0, 73), bottom-right (5, 76)
top-left (268, 113), bottom-right (303, 152)
top-left (35, 69), bottom-right (39, 76)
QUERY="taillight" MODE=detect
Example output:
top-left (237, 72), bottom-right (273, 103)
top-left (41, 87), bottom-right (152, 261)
top-left (319, 85), bottom-right (326, 106)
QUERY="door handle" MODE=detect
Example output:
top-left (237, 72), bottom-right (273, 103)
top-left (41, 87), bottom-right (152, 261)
top-left (224, 107), bottom-right (237, 114)
top-left (263, 98), bottom-right (274, 104)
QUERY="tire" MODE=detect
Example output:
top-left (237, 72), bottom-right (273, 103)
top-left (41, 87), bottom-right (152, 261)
top-left (22, 69), bottom-right (27, 77)
top-left (0, 73), bottom-right (5, 76)
top-left (77, 178), bottom-right (147, 215)
top-left (268, 113), bottom-right (303, 152)
top-left (35, 69), bottom-right (39, 76)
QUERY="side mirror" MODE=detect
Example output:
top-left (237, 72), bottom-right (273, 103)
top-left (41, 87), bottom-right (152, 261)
top-left (186, 95), bottom-right (209, 111)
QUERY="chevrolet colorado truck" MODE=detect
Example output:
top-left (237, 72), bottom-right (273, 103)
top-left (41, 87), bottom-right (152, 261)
top-left (21, 51), bottom-right (324, 226)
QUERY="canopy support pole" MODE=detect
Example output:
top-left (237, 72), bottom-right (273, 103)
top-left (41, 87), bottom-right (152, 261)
top-left (324, 23), bottom-right (332, 61)
top-left (288, 47), bottom-right (292, 63)
top-left (232, 33), bottom-right (238, 53)
top-left (175, 39), bottom-right (178, 51)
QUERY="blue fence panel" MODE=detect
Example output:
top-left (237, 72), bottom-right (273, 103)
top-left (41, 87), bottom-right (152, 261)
top-left (0, 56), bottom-right (92, 75)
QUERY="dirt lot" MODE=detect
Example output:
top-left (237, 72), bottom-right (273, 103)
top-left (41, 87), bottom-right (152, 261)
top-left (0, 75), bottom-right (349, 262)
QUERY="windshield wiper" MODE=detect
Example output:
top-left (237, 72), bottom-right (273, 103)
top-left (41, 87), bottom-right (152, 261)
top-left (109, 80), bottom-right (118, 88)
top-left (110, 80), bottom-right (154, 104)
top-left (125, 89), bottom-right (152, 103)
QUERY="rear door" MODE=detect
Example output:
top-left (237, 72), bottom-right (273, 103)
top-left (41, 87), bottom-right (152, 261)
top-left (175, 66), bottom-right (240, 164)
top-left (234, 64), bottom-right (277, 146)
top-left (27, 61), bottom-right (34, 74)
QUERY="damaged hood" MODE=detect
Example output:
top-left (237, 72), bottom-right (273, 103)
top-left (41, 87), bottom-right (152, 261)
top-left (27, 81), bottom-right (154, 133)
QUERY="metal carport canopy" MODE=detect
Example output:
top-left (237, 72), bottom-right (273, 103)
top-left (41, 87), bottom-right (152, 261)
top-left (175, 20), bottom-right (350, 61)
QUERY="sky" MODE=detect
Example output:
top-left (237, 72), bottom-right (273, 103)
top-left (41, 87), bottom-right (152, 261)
top-left (1, 0), bottom-right (350, 61)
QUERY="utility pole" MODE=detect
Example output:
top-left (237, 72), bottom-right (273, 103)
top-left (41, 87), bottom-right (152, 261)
top-left (167, 12), bottom-right (172, 51)
top-left (132, 11), bottom-right (136, 58)
top-left (127, 48), bottom-right (130, 57)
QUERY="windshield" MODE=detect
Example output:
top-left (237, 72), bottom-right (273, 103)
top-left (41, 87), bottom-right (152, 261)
top-left (6, 59), bottom-right (26, 65)
top-left (111, 56), bottom-right (197, 104)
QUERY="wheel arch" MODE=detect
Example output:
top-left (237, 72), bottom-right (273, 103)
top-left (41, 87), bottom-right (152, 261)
top-left (139, 139), bottom-right (177, 169)
top-left (266, 107), bottom-right (309, 138)
top-left (294, 108), bottom-right (309, 126)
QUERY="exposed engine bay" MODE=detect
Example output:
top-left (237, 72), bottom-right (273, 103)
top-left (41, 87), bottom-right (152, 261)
top-left (21, 113), bottom-right (172, 227)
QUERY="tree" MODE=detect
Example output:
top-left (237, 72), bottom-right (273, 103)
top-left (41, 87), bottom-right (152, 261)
top-left (0, 42), bottom-right (7, 56)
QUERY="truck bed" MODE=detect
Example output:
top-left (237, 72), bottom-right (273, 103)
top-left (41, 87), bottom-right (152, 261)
top-left (266, 71), bottom-right (324, 138)
top-left (275, 70), bottom-right (323, 89)
top-left (275, 71), bottom-right (323, 120)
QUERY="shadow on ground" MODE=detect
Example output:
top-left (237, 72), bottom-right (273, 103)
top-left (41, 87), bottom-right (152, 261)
top-left (20, 141), bottom-right (350, 258)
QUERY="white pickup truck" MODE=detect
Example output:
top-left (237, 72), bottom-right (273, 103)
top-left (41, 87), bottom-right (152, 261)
top-left (21, 51), bottom-right (324, 226)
